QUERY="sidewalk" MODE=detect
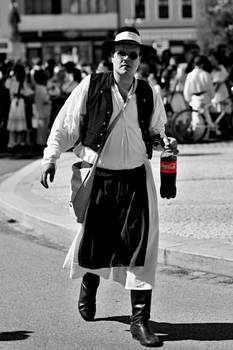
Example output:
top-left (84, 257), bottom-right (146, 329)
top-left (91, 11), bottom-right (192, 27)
top-left (0, 140), bottom-right (233, 277)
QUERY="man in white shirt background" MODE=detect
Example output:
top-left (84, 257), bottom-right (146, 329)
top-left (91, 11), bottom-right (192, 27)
top-left (183, 55), bottom-right (215, 135)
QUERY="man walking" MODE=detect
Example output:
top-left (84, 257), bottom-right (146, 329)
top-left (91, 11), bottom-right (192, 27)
top-left (183, 55), bottom-right (215, 135)
top-left (41, 27), bottom-right (174, 347)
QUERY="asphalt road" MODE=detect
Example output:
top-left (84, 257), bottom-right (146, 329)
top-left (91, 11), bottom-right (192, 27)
top-left (0, 209), bottom-right (233, 350)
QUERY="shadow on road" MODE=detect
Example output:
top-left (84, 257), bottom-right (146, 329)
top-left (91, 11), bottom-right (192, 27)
top-left (179, 152), bottom-right (222, 157)
top-left (155, 322), bottom-right (233, 342)
top-left (94, 316), bottom-right (233, 342)
top-left (0, 145), bottom-right (43, 160)
top-left (0, 330), bottom-right (34, 341)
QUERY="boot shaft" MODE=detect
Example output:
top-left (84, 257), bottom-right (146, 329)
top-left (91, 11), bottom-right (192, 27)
top-left (82, 272), bottom-right (100, 289)
top-left (130, 290), bottom-right (162, 346)
top-left (130, 289), bottom-right (152, 323)
top-left (78, 273), bottom-right (100, 321)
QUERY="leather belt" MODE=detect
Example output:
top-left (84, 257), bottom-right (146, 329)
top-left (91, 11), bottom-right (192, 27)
top-left (193, 91), bottom-right (206, 96)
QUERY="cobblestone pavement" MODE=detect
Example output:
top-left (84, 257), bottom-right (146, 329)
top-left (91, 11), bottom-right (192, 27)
top-left (151, 139), bottom-right (233, 243)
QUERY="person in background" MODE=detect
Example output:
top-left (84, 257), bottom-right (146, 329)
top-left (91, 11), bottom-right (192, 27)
top-left (44, 58), bottom-right (56, 80)
top-left (183, 55), bottom-right (215, 134)
top-left (135, 61), bottom-right (150, 81)
top-left (47, 65), bottom-right (67, 130)
top-left (147, 71), bottom-right (162, 96)
top-left (78, 63), bottom-right (93, 80)
top-left (8, 0), bottom-right (21, 40)
top-left (62, 67), bottom-right (82, 97)
top-left (24, 64), bottom-right (35, 146)
top-left (160, 49), bottom-right (172, 73)
top-left (33, 69), bottom-right (51, 147)
top-left (40, 27), bottom-right (177, 347)
top-left (168, 60), bottom-right (188, 113)
top-left (0, 68), bottom-right (11, 149)
top-left (6, 63), bottom-right (34, 148)
top-left (208, 51), bottom-right (230, 113)
top-left (95, 59), bottom-right (113, 73)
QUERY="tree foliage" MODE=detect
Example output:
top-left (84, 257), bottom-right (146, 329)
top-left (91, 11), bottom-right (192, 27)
top-left (196, 0), bottom-right (233, 54)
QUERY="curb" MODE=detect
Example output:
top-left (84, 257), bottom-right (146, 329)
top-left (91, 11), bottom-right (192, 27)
top-left (0, 160), bottom-right (76, 249)
top-left (158, 237), bottom-right (233, 278)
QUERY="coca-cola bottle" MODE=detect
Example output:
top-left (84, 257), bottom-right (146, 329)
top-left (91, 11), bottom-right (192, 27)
top-left (160, 138), bottom-right (177, 199)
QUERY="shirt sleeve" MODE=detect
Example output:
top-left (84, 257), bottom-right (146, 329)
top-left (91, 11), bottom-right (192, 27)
top-left (183, 73), bottom-right (192, 103)
top-left (42, 75), bottom-right (90, 165)
top-left (207, 73), bottom-right (215, 101)
top-left (149, 86), bottom-right (167, 138)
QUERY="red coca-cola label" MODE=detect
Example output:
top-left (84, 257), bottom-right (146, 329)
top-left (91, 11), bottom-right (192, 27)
top-left (160, 160), bottom-right (177, 174)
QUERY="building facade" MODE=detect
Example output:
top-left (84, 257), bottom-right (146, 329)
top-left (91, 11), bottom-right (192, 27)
top-left (0, 0), bottom-right (119, 65)
top-left (0, 0), bottom-right (15, 62)
top-left (0, 0), bottom-right (201, 64)
top-left (120, 0), bottom-right (200, 57)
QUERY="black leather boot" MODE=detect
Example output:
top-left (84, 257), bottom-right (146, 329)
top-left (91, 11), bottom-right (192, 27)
top-left (78, 273), bottom-right (100, 321)
top-left (130, 290), bottom-right (162, 347)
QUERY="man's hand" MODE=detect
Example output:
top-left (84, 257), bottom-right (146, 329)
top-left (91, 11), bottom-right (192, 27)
top-left (162, 136), bottom-right (179, 155)
top-left (40, 163), bottom-right (56, 189)
top-left (167, 137), bottom-right (179, 155)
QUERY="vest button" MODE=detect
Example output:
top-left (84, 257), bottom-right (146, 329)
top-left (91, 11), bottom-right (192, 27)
top-left (97, 144), bottom-right (101, 148)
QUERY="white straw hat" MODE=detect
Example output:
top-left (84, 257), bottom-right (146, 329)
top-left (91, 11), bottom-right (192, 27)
top-left (103, 27), bottom-right (142, 53)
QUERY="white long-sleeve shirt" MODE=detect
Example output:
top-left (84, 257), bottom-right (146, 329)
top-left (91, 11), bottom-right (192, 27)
top-left (183, 67), bottom-right (215, 105)
top-left (43, 75), bottom-right (167, 170)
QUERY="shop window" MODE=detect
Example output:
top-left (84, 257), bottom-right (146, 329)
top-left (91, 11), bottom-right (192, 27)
top-left (25, 0), bottom-right (61, 14)
top-left (43, 43), bottom-right (92, 66)
top-left (70, 0), bottom-right (107, 14)
top-left (158, 0), bottom-right (169, 19)
top-left (135, 0), bottom-right (145, 19)
top-left (181, 0), bottom-right (192, 18)
top-left (51, 0), bottom-right (61, 14)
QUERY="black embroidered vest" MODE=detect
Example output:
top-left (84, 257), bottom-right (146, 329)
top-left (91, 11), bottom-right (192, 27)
top-left (80, 72), bottom-right (155, 159)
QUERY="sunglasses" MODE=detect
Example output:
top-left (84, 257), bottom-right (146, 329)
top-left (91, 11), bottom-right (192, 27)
top-left (115, 51), bottom-right (140, 60)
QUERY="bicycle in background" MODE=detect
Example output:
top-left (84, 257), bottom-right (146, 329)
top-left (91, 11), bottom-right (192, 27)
top-left (170, 96), bottom-right (233, 143)
top-left (170, 106), bottom-right (207, 143)
top-left (210, 96), bottom-right (233, 137)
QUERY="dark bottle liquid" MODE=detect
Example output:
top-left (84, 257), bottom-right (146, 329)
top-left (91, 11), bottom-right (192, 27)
top-left (160, 149), bottom-right (177, 199)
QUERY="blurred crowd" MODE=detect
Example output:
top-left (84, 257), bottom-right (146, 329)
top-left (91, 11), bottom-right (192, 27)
top-left (137, 45), bottom-right (233, 136)
top-left (0, 57), bottom-right (115, 152)
top-left (1, 43), bottom-right (233, 152)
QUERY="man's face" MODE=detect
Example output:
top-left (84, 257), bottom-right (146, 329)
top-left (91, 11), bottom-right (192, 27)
top-left (111, 43), bottom-right (141, 78)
